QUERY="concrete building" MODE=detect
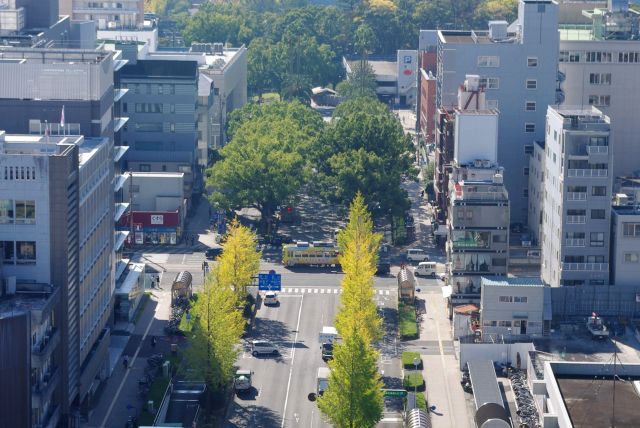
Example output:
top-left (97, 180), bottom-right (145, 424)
top-left (436, 0), bottom-right (560, 222)
top-left (610, 204), bottom-right (640, 286)
top-left (0, 282), bottom-right (62, 428)
top-left (558, 1), bottom-right (640, 179)
top-left (0, 46), bottom-right (116, 140)
top-left (0, 0), bottom-right (72, 48)
top-left (480, 277), bottom-right (547, 339)
top-left (416, 30), bottom-right (441, 142)
top-left (0, 131), bottom-right (115, 422)
top-left (535, 106), bottom-right (612, 288)
top-left (446, 77), bottom-right (510, 302)
top-left (60, 0), bottom-right (144, 30)
top-left (119, 59), bottom-right (199, 198)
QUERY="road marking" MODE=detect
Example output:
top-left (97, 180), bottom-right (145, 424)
top-left (100, 296), bottom-right (156, 427)
top-left (281, 294), bottom-right (304, 428)
top-left (434, 300), bottom-right (455, 427)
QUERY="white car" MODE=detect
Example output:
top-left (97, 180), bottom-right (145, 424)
top-left (407, 248), bottom-right (430, 262)
top-left (251, 340), bottom-right (279, 356)
top-left (414, 261), bottom-right (437, 277)
top-left (263, 291), bottom-right (278, 306)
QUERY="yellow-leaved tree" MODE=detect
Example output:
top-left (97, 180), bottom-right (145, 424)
top-left (216, 219), bottom-right (261, 302)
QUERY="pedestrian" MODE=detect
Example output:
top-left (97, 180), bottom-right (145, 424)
top-left (151, 336), bottom-right (157, 348)
top-left (123, 355), bottom-right (128, 370)
top-left (421, 190), bottom-right (425, 198)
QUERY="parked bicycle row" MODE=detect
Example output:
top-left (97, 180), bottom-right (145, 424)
top-left (509, 369), bottom-right (541, 428)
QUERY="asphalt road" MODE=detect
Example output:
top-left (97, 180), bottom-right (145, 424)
top-left (226, 267), bottom-right (402, 428)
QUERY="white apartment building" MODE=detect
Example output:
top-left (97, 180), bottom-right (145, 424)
top-left (534, 106), bottom-right (612, 287)
top-left (558, 1), bottom-right (640, 178)
top-left (60, 0), bottom-right (144, 29)
top-left (610, 203), bottom-right (640, 286)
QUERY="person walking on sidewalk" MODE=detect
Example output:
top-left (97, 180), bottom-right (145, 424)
top-left (151, 336), bottom-right (157, 348)
top-left (123, 355), bottom-right (129, 370)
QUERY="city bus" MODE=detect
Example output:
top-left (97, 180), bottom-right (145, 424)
top-left (282, 241), bottom-right (340, 267)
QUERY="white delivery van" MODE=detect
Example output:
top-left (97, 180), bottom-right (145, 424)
top-left (414, 261), bottom-right (437, 277)
top-left (407, 248), bottom-right (429, 262)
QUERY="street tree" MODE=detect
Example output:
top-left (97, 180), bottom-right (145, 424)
top-left (216, 219), bottom-right (261, 301)
top-left (317, 325), bottom-right (384, 427)
top-left (182, 265), bottom-right (245, 405)
top-left (335, 62), bottom-right (377, 99)
top-left (207, 102), bottom-right (323, 229)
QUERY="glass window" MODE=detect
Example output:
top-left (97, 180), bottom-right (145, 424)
top-left (139, 164), bottom-right (151, 172)
top-left (525, 101), bottom-right (536, 111)
top-left (525, 123), bottom-right (535, 133)
top-left (590, 232), bottom-right (604, 247)
top-left (16, 241), bottom-right (36, 263)
top-left (0, 199), bottom-right (14, 223)
top-left (588, 95), bottom-right (610, 107)
top-left (135, 122), bottom-right (163, 132)
top-left (592, 186), bottom-right (606, 196)
top-left (15, 200), bottom-right (35, 224)
top-left (624, 253), bottom-right (639, 263)
top-left (527, 57), bottom-right (538, 67)
top-left (1, 241), bottom-right (14, 264)
top-left (526, 79), bottom-right (537, 89)
top-left (591, 209), bottom-right (606, 219)
top-left (499, 296), bottom-right (513, 303)
top-left (623, 223), bottom-right (640, 237)
top-left (478, 56), bottom-right (500, 67)
top-left (514, 296), bottom-right (528, 303)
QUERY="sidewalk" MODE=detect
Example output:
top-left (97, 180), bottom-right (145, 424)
top-left (85, 280), bottom-right (174, 428)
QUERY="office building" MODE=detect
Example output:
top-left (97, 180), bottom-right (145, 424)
top-left (558, 1), bottom-right (640, 178)
top-left (0, 282), bottom-right (62, 428)
top-left (534, 106), bottom-right (612, 288)
top-left (446, 76), bottom-right (510, 299)
top-left (0, 0), bottom-right (71, 48)
top-left (435, 0), bottom-right (560, 222)
top-left (0, 131), bottom-right (115, 422)
top-left (60, 0), bottom-right (144, 30)
top-left (610, 203), bottom-right (640, 286)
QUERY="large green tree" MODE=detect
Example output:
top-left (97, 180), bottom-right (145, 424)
top-left (312, 98), bottom-right (414, 218)
top-left (207, 102), bottom-right (323, 226)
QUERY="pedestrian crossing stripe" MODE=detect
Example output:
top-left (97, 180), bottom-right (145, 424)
top-left (278, 288), bottom-right (392, 295)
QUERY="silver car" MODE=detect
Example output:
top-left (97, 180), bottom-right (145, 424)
top-left (251, 340), bottom-right (279, 357)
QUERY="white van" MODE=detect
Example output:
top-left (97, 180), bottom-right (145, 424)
top-left (414, 261), bottom-right (437, 277)
top-left (407, 248), bottom-right (429, 262)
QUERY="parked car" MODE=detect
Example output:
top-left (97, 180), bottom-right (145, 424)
top-left (406, 248), bottom-right (430, 262)
top-left (414, 261), bottom-right (437, 277)
top-left (263, 291), bottom-right (278, 306)
top-left (251, 340), bottom-right (279, 356)
top-left (205, 247), bottom-right (223, 260)
top-left (321, 343), bottom-right (334, 361)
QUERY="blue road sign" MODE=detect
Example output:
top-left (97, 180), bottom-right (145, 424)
top-left (258, 272), bottom-right (282, 291)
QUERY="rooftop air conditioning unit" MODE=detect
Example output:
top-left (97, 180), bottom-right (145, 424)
top-left (474, 159), bottom-right (483, 168)
top-left (488, 21), bottom-right (508, 41)
top-left (493, 173), bottom-right (503, 184)
top-left (482, 160), bottom-right (491, 168)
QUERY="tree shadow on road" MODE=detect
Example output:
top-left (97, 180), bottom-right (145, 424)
top-left (251, 318), bottom-right (291, 342)
top-left (225, 404), bottom-right (281, 428)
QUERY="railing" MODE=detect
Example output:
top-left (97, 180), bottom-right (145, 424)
top-left (561, 262), bottom-right (609, 271)
top-left (451, 190), bottom-right (507, 201)
top-left (32, 328), bottom-right (59, 356)
top-left (587, 145), bottom-right (608, 155)
top-left (568, 169), bottom-right (607, 178)
top-left (566, 215), bottom-right (586, 224)
top-left (564, 239), bottom-right (586, 247)
top-left (567, 192), bottom-right (587, 201)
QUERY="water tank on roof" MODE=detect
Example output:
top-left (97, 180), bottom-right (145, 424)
top-left (493, 174), bottom-right (503, 184)
top-left (488, 21), bottom-right (508, 41)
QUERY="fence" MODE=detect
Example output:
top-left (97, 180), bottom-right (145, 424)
top-left (550, 284), bottom-right (640, 318)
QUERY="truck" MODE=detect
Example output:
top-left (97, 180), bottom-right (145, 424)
top-left (319, 326), bottom-right (338, 361)
top-left (586, 313), bottom-right (609, 339)
top-left (376, 243), bottom-right (391, 275)
top-left (234, 369), bottom-right (252, 391)
top-left (317, 367), bottom-right (331, 396)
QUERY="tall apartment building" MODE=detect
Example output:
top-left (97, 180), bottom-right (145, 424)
top-left (0, 282), bottom-right (62, 428)
top-left (60, 0), bottom-right (144, 29)
top-left (610, 202), bottom-right (640, 286)
top-left (446, 77), bottom-right (510, 301)
top-left (0, 131), bottom-right (115, 423)
top-left (532, 106), bottom-right (612, 287)
top-left (558, 1), bottom-right (640, 178)
top-left (435, 0), bottom-right (560, 222)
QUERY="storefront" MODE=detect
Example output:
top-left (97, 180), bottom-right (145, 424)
top-left (118, 210), bottom-right (183, 246)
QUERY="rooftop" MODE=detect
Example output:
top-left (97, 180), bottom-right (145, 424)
top-left (0, 46), bottom-right (112, 64)
top-left (344, 56), bottom-right (396, 77)
top-left (120, 59), bottom-right (198, 79)
top-left (481, 277), bottom-right (544, 287)
top-left (0, 132), bottom-right (82, 157)
top-left (0, 282), bottom-right (57, 318)
top-left (612, 204), bottom-right (640, 215)
top-left (146, 44), bottom-right (246, 73)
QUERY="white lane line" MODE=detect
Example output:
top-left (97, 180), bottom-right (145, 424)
top-left (281, 294), bottom-right (304, 428)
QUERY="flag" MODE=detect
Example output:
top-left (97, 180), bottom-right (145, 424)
top-left (60, 106), bottom-right (65, 127)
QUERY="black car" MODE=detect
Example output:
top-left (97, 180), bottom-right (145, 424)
top-left (205, 247), bottom-right (223, 260)
top-left (321, 343), bottom-right (334, 361)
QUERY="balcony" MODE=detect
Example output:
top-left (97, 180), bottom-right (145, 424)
top-left (564, 239), bottom-right (586, 247)
top-left (561, 262), bottom-right (609, 271)
top-left (587, 145), bottom-right (608, 155)
top-left (566, 192), bottom-right (587, 201)
top-left (33, 366), bottom-right (60, 406)
top-left (567, 169), bottom-right (607, 178)
top-left (31, 328), bottom-right (60, 367)
top-left (566, 215), bottom-right (586, 224)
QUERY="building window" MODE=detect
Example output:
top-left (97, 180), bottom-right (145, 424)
top-left (586, 52), bottom-right (612, 62)
top-left (483, 320), bottom-right (498, 327)
top-left (0, 199), bottom-right (14, 224)
top-left (523, 167), bottom-right (529, 176)
top-left (588, 95), bottom-right (610, 107)
top-left (157, 84), bottom-right (163, 95)
top-left (524, 144), bottom-right (534, 155)
top-left (122, 103), bottom-right (128, 113)
top-left (478, 56), bottom-right (500, 67)
top-left (170, 104), bottom-right (175, 113)
top-left (527, 57), bottom-right (538, 67)
top-left (170, 123), bottom-right (175, 133)
top-left (499, 296), bottom-right (513, 303)
top-left (1, 241), bottom-right (14, 264)
top-left (498, 321), bottom-right (512, 327)
top-left (525, 101), bottom-right (536, 111)
top-left (514, 296), bottom-right (528, 303)
top-left (591, 209), bottom-right (606, 219)
top-left (586, 255), bottom-right (605, 263)
top-left (623, 222), bottom-right (640, 237)
top-left (479, 77), bottom-right (499, 89)
top-left (618, 52), bottom-right (640, 63)
top-left (526, 79), bottom-right (537, 89)
top-left (135, 122), bottom-right (163, 132)
top-left (589, 73), bottom-right (611, 85)
top-left (624, 252), bottom-right (640, 263)
top-left (590, 280), bottom-right (605, 285)
top-left (559, 51), bottom-right (580, 62)
top-left (592, 186), bottom-right (607, 196)
top-left (15, 201), bottom-right (35, 224)
top-left (523, 188), bottom-right (529, 197)
top-left (139, 164), bottom-right (151, 172)
top-left (525, 123), bottom-right (535, 133)
top-left (590, 232), bottom-right (604, 247)
top-left (492, 258), bottom-right (507, 266)
top-left (16, 241), bottom-right (36, 264)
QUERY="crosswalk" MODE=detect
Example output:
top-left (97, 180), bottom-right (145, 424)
top-left (278, 287), bottom-right (394, 296)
